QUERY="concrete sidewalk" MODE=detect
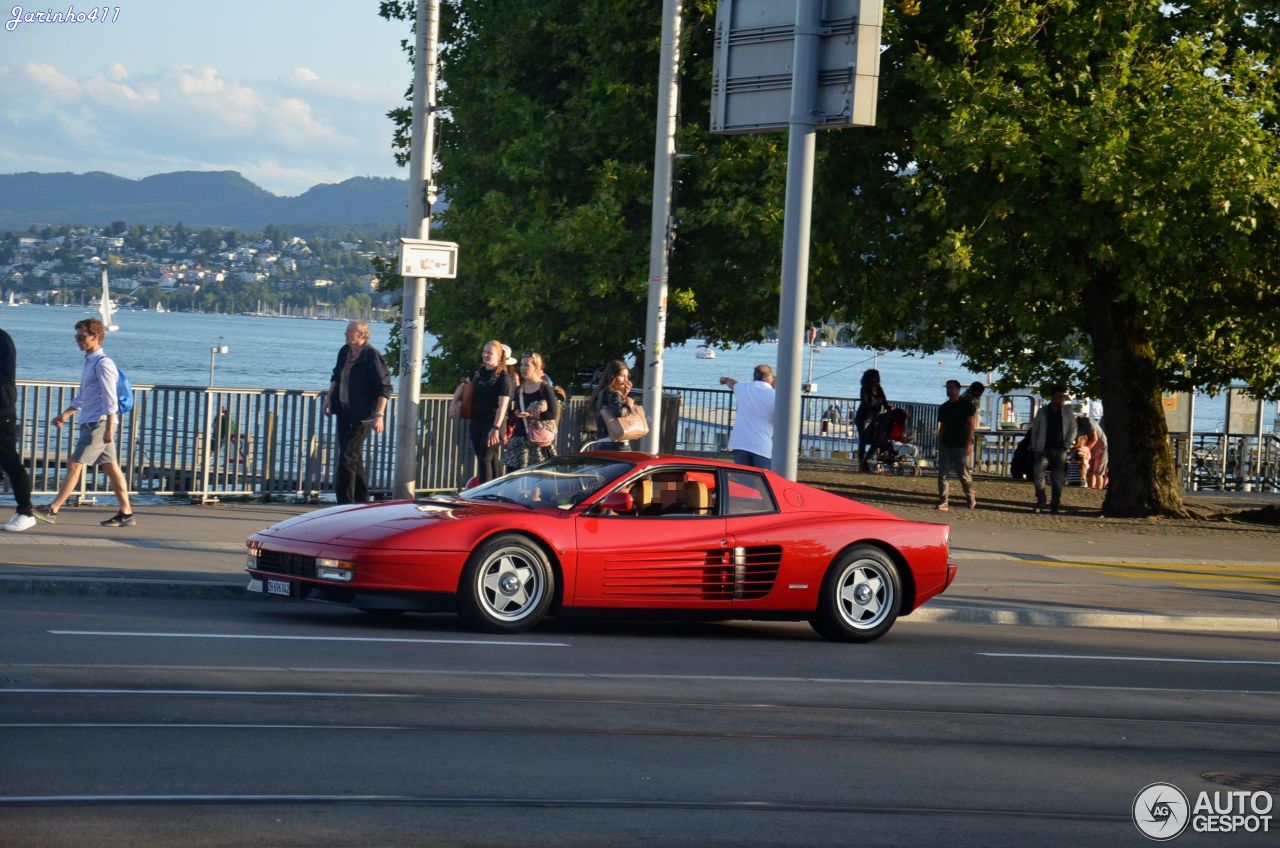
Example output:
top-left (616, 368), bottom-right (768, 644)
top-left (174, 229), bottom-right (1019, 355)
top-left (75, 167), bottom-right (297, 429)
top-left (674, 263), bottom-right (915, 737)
top-left (0, 500), bottom-right (1276, 634)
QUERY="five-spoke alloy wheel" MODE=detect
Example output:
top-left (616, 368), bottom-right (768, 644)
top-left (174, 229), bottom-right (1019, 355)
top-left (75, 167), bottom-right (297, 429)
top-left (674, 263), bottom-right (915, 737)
top-left (812, 545), bottom-right (901, 643)
top-left (458, 534), bottom-right (556, 633)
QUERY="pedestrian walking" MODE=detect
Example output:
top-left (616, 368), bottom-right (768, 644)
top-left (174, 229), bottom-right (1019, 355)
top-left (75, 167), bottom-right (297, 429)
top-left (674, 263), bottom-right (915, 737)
top-left (323, 320), bottom-right (392, 504)
top-left (33, 318), bottom-right (135, 527)
top-left (504, 351), bottom-right (559, 472)
top-left (935, 379), bottom-right (977, 512)
top-left (0, 327), bottom-right (36, 532)
top-left (719, 365), bottom-right (775, 469)
top-left (1030, 386), bottom-right (1077, 514)
top-left (591, 360), bottom-right (637, 451)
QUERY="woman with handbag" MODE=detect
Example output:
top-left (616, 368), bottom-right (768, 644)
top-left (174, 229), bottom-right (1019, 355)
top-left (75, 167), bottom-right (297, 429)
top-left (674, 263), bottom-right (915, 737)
top-left (591, 359), bottom-right (643, 451)
top-left (468, 340), bottom-right (515, 482)
top-left (504, 351), bottom-right (560, 471)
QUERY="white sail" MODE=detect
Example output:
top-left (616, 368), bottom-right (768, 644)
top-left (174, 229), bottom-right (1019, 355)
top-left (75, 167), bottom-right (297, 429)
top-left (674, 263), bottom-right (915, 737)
top-left (100, 269), bottom-right (120, 332)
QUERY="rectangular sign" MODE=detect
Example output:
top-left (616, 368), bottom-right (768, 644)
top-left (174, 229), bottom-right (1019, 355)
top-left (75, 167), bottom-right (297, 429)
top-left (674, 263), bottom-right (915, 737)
top-left (1161, 392), bottom-right (1192, 433)
top-left (399, 238), bottom-right (459, 279)
top-left (710, 0), bottom-right (884, 135)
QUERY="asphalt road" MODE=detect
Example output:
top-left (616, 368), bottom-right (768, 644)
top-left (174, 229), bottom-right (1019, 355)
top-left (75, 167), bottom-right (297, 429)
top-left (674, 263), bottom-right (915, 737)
top-left (2, 595), bottom-right (1277, 848)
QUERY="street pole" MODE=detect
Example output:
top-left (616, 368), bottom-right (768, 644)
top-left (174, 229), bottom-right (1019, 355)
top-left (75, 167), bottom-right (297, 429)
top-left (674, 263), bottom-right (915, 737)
top-left (771, 0), bottom-right (822, 480)
top-left (641, 0), bottom-right (683, 454)
top-left (393, 0), bottom-right (440, 500)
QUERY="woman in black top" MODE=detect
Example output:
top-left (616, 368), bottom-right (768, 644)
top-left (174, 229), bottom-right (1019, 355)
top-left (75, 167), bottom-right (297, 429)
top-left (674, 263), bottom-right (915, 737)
top-left (855, 368), bottom-right (887, 472)
top-left (504, 351), bottom-right (560, 471)
top-left (591, 359), bottom-right (635, 451)
top-left (468, 340), bottom-right (515, 483)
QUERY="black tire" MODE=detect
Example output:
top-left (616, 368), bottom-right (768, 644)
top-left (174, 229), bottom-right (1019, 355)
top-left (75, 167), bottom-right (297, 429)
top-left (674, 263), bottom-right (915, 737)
top-left (457, 534), bottom-right (555, 633)
top-left (811, 545), bottom-right (901, 643)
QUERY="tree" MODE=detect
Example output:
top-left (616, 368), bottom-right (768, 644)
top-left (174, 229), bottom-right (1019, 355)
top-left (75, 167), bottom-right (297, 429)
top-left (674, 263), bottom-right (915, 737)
top-left (819, 0), bottom-right (1280, 516)
top-left (377, 0), bottom-right (786, 388)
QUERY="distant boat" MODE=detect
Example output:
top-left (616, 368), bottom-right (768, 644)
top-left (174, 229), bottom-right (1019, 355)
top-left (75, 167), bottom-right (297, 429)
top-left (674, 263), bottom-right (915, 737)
top-left (154, 301), bottom-right (168, 313)
top-left (99, 270), bottom-right (120, 332)
top-left (695, 345), bottom-right (716, 360)
top-left (4, 291), bottom-right (18, 307)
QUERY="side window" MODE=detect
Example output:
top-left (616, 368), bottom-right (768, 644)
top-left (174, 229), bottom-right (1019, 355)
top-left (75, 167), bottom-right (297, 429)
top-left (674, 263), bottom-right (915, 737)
top-left (616, 470), bottom-right (719, 517)
top-left (724, 470), bottom-right (777, 516)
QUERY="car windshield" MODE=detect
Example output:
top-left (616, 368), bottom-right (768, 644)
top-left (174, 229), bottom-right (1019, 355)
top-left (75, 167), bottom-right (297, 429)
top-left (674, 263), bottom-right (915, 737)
top-left (459, 456), bottom-right (635, 510)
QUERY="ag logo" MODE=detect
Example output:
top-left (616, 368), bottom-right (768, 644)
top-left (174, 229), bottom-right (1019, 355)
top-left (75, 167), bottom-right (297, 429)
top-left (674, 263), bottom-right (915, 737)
top-left (1134, 782), bottom-right (1190, 840)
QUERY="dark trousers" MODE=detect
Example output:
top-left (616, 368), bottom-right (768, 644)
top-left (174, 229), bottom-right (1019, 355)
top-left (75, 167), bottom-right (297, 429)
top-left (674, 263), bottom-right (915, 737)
top-left (855, 415), bottom-right (872, 466)
top-left (470, 423), bottom-right (504, 483)
top-left (0, 415), bottom-right (33, 515)
top-left (1034, 448), bottom-right (1067, 507)
top-left (335, 411), bottom-right (372, 504)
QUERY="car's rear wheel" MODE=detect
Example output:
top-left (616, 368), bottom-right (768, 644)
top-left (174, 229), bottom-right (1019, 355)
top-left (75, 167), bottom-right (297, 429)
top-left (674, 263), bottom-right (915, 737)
top-left (811, 545), bottom-right (900, 643)
top-left (458, 534), bottom-right (555, 633)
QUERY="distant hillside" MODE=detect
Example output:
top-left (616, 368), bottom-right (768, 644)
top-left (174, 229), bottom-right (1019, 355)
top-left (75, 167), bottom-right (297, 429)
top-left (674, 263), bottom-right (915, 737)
top-left (0, 170), bottom-right (416, 232)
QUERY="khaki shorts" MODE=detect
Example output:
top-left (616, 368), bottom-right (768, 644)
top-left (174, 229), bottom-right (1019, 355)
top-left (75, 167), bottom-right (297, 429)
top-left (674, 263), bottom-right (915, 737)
top-left (71, 421), bottom-right (118, 467)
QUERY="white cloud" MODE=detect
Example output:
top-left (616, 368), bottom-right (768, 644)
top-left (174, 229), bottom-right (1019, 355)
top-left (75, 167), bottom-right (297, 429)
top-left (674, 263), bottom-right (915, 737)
top-left (284, 65), bottom-right (394, 104)
top-left (22, 62), bottom-right (82, 100)
top-left (0, 61), bottom-right (402, 194)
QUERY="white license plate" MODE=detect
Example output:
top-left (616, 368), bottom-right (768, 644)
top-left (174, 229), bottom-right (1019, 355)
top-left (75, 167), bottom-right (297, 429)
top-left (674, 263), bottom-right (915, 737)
top-left (266, 579), bottom-right (293, 597)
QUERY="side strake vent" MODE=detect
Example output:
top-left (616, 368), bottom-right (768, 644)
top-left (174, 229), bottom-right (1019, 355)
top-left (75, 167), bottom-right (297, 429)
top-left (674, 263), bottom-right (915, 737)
top-left (729, 545), bottom-right (782, 600)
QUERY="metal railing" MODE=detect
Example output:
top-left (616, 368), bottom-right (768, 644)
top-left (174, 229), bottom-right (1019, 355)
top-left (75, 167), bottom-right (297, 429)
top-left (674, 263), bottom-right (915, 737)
top-left (5, 380), bottom-right (1274, 501)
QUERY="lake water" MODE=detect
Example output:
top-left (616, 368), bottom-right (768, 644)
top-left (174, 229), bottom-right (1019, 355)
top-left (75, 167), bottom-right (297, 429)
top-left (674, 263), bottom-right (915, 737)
top-left (0, 303), bottom-right (1265, 433)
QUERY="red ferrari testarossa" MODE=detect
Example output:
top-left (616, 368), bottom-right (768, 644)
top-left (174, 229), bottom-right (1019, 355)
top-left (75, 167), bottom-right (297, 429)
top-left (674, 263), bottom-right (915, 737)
top-left (246, 453), bottom-right (954, 642)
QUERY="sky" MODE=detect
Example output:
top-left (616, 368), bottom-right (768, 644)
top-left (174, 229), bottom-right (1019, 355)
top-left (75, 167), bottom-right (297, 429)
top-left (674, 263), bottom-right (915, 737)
top-left (0, 1), bottom-right (413, 196)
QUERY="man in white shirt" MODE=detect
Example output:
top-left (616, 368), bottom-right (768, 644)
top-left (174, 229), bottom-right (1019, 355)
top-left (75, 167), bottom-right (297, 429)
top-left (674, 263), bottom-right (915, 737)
top-left (34, 318), bottom-right (136, 527)
top-left (720, 365), bottom-right (776, 469)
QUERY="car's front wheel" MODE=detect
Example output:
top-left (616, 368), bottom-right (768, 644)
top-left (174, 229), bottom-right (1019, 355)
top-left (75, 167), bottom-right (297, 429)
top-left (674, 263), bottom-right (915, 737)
top-left (458, 534), bottom-right (555, 633)
top-left (811, 545), bottom-right (901, 643)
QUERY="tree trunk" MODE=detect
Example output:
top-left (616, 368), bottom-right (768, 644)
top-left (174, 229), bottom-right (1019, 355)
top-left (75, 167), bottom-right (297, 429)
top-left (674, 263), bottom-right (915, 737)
top-left (1083, 272), bottom-right (1188, 518)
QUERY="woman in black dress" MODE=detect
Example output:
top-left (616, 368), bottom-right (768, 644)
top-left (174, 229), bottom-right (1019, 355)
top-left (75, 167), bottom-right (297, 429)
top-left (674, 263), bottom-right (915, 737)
top-left (467, 340), bottom-right (515, 482)
top-left (855, 368), bottom-right (887, 472)
top-left (591, 359), bottom-right (636, 451)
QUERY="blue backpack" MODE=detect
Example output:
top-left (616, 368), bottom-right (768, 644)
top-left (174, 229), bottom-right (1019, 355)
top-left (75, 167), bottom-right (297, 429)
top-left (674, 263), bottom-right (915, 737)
top-left (97, 358), bottom-right (134, 415)
top-left (116, 368), bottom-right (134, 415)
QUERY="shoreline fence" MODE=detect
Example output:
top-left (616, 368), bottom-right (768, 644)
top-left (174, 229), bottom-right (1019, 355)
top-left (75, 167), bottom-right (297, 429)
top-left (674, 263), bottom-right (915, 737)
top-left (5, 380), bottom-right (1277, 502)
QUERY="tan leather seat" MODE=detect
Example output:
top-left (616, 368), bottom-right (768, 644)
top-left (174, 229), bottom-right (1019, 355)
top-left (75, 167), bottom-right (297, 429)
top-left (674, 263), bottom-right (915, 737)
top-left (631, 478), bottom-right (655, 514)
top-left (682, 480), bottom-right (710, 514)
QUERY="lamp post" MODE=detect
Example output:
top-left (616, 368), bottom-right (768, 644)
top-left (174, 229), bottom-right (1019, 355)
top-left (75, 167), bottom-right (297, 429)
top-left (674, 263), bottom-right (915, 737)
top-left (209, 344), bottom-right (229, 387)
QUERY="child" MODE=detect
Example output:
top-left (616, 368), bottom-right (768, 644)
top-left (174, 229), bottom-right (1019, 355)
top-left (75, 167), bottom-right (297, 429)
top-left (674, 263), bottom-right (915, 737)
top-left (1068, 434), bottom-right (1091, 487)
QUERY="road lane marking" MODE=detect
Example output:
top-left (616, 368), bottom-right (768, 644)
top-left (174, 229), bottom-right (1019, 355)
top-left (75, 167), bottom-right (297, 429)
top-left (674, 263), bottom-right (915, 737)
top-left (980, 652), bottom-right (1280, 666)
top-left (0, 794), bottom-right (1128, 820)
top-left (3, 676), bottom-right (1278, 696)
top-left (47, 629), bottom-right (569, 648)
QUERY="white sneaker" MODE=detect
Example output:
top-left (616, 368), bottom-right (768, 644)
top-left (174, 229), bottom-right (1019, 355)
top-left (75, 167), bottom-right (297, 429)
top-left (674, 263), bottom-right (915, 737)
top-left (2, 513), bottom-right (37, 532)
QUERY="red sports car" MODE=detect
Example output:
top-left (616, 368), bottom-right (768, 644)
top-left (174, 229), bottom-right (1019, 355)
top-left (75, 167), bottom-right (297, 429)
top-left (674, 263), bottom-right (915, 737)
top-left (245, 453), bottom-right (955, 642)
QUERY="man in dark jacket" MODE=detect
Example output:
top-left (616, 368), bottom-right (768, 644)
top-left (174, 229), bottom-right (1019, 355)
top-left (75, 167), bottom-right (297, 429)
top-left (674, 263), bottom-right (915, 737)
top-left (323, 321), bottom-right (392, 504)
top-left (0, 328), bottom-right (36, 531)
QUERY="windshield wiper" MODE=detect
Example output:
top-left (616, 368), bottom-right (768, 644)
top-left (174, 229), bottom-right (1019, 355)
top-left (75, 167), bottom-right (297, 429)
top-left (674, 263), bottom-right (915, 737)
top-left (470, 493), bottom-right (530, 509)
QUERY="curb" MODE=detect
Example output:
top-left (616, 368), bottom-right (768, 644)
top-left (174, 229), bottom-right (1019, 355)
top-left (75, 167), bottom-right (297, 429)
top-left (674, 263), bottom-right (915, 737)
top-left (2, 574), bottom-right (1277, 634)
top-left (910, 605), bottom-right (1280, 634)
top-left (0, 574), bottom-right (244, 601)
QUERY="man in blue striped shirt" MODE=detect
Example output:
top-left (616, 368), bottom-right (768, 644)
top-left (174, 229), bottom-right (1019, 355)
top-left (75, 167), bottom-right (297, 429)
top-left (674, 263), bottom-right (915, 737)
top-left (34, 318), bottom-right (136, 527)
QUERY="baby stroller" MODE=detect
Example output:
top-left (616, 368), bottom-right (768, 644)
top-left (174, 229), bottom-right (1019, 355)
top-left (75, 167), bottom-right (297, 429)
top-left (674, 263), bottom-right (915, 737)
top-left (867, 405), bottom-right (920, 475)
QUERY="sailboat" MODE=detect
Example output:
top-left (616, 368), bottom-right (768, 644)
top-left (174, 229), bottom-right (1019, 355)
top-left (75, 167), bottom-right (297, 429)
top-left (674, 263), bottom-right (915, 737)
top-left (100, 270), bottom-right (120, 332)
top-left (5, 291), bottom-right (18, 307)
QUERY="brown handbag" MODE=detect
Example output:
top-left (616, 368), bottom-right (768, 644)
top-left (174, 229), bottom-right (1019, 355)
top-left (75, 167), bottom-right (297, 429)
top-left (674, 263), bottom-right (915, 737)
top-left (601, 403), bottom-right (648, 442)
top-left (449, 377), bottom-right (474, 419)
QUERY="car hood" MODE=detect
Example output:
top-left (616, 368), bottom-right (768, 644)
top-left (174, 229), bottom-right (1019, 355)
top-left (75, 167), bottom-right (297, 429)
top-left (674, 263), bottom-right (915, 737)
top-left (253, 499), bottom-right (526, 546)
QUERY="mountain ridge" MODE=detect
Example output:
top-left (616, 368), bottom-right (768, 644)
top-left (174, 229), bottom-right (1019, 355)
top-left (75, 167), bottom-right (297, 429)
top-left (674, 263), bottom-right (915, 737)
top-left (0, 170), bottom-right (410, 232)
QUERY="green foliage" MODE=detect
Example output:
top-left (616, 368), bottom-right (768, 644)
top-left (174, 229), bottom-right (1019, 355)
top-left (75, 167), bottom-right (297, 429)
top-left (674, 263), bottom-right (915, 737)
top-left (823, 0), bottom-right (1280, 401)
top-left (379, 0), bottom-right (788, 389)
